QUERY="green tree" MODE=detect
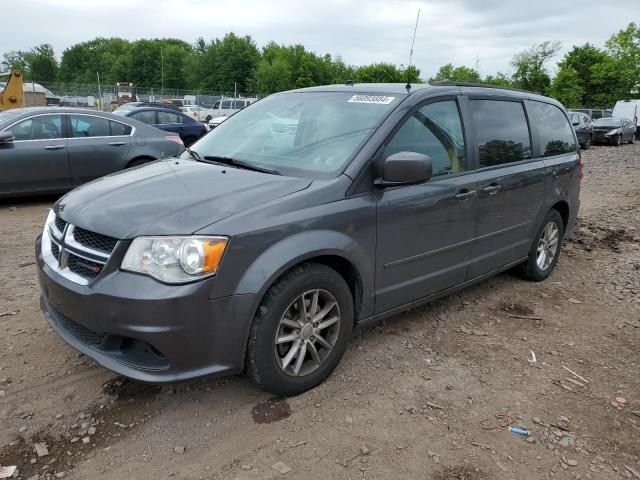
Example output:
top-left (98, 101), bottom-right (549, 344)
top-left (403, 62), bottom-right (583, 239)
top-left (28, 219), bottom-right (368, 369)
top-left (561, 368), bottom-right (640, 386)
top-left (511, 41), bottom-right (561, 93)
top-left (59, 38), bottom-right (131, 84)
top-left (547, 68), bottom-right (584, 108)
top-left (604, 22), bottom-right (640, 98)
top-left (483, 73), bottom-right (512, 87)
top-left (255, 58), bottom-right (292, 93)
top-left (429, 63), bottom-right (481, 83)
top-left (354, 63), bottom-right (405, 83)
top-left (24, 44), bottom-right (58, 83)
top-left (2, 44), bottom-right (58, 83)
top-left (1, 51), bottom-right (29, 72)
top-left (555, 44), bottom-right (608, 107)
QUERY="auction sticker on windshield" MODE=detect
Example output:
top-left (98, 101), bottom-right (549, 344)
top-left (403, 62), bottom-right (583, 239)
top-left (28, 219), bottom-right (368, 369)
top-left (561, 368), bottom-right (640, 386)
top-left (347, 95), bottom-right (396, 104)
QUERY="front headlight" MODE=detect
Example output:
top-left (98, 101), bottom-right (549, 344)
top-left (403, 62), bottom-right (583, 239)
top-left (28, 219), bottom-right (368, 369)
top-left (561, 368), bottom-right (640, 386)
top-left (121, 236), bottom-right (228, 284)
top-left (606, 128), bottom-right (621, 135)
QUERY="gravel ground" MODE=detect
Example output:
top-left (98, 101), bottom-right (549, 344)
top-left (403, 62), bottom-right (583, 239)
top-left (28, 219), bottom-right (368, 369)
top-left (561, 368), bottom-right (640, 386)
top-left (0, 143), bottom-right (639, 480)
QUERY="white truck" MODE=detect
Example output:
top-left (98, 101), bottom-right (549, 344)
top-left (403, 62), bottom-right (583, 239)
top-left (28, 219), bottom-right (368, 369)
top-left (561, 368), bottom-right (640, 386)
top-left (612, 99), bottom-right (640, 136)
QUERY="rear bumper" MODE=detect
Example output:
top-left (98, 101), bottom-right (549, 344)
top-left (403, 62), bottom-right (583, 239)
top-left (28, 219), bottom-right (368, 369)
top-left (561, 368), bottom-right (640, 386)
top-left (36, 235), bottom-right (257, 383)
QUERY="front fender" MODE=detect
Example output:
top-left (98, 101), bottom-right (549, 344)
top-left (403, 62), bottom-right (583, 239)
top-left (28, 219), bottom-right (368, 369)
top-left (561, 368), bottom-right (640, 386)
top-left (234, 229), bottom-right (375, 320)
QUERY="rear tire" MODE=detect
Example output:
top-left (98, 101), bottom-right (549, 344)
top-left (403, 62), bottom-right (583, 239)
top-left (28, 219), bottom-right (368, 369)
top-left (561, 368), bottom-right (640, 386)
top-left (581, 136), bottom-right (591, 150)
top-left (629, 134), bottom-right (635, 144)
top-left (516, 209), bottom-right (564, 282)
top-left (246, 263), bottom-right (354, 397)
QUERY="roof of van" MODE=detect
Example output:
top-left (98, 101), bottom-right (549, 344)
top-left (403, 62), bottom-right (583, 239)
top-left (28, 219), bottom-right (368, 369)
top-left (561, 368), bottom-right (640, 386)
top-left (290, 82), bottom-right (556, 103)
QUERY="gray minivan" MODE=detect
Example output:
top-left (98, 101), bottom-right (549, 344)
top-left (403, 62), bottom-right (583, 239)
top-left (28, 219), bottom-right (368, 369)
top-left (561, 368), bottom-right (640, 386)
top-left (36, 83), bottom-right (581, 396)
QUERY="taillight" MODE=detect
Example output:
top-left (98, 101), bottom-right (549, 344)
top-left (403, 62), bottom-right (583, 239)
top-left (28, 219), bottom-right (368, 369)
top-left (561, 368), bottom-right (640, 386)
top-left (165, 135), bottom-right (183, 145)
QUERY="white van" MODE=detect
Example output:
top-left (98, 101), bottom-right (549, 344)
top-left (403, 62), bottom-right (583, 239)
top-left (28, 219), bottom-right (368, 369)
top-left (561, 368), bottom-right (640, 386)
top-left (612, 100), bottom-right (640, 135)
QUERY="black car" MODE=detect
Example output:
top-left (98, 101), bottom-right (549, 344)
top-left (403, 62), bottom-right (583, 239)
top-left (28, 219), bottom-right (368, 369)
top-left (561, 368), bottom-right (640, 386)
top-left (567, 112), bottom-right (593, 149)
top-left (0, 107), bottom-right (184, 197)
top-left (592, 117), bottom-right (636, 146)
top-left (37, 83), bottom-right (581, 396)
top-left (114, 107), bottom-right (207, 147)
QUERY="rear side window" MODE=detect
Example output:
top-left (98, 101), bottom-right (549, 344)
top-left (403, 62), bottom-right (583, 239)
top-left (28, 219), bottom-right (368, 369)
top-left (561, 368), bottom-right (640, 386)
top-left (470, 100), bottom-right (531, 167)
top-left (69, 115), bottom-right (110, 138)
top-left (384, 100), bottom-right (467, 176)
top-left (527, 101), bottom-right (577, 157)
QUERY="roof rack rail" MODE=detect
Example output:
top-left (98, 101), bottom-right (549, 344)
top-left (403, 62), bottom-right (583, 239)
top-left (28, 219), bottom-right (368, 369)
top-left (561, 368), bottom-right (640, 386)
top-left (429, 81), bottom-right (538, 95)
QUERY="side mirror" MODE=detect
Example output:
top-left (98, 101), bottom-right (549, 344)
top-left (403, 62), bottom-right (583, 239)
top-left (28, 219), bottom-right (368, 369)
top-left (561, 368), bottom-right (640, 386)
top-left (376, 151), bottom-right (432, 186)
top-left (0, 131), bottom-right (14, 144)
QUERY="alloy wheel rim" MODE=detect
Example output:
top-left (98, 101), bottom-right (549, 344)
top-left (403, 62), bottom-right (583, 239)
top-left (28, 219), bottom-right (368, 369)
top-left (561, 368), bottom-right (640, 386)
top-left (536, 221), bottom-right (560, 271)
top-left (274, 289), bottom-right (341, 377)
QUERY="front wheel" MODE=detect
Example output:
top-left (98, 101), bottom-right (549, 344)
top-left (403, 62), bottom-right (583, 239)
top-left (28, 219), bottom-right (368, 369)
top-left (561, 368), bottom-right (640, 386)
top-left (516, 209), bottom-right (564, 282)
top-left (613, 134), bottom-right (622, 146)
top-left (246, 263), bottom-right (354, 396)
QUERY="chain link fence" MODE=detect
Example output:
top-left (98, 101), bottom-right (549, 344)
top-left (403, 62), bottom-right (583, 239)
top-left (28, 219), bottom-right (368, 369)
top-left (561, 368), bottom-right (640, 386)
top-left (34, 81), bottom-right (262, 111)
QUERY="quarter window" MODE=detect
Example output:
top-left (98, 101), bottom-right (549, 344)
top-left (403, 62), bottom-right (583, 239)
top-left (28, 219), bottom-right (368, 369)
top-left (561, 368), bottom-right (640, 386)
top-left (384, 100), bottom-right (467, 176)
top-left (110, 121), bottom-right (132, 136)
top-left (527, 101), bottom-right (577, 156)
top-left (69, 115), bottom-right (110, 137)
top-left (10, 115), bottom-right (63, 141)
top-left (470, 100), bottom-right (531, 167)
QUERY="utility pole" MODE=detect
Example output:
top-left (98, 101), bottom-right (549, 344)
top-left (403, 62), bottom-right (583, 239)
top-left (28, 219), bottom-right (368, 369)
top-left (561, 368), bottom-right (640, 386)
top-left (96, 71), bottom-right (102, 110)
top-left (161, 44), bottom-right (164, 95)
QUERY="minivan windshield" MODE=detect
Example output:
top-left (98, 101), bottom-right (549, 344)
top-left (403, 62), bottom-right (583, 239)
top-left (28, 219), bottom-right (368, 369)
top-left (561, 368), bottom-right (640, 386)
top-left (594, 117), bottom-right (622, 127)
top-left (189, 91), bottom-right (403, 178)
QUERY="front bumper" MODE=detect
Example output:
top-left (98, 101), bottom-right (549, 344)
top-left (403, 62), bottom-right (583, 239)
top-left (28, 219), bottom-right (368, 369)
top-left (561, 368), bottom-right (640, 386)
top-left (36, 235), bottom-right (257, 383)
top-left (592, 132), bottom-right (617, 144)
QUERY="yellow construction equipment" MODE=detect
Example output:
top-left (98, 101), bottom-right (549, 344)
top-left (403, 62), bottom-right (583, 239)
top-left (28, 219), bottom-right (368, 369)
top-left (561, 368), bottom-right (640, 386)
top-left (0, 70), bottom-right (24, 111)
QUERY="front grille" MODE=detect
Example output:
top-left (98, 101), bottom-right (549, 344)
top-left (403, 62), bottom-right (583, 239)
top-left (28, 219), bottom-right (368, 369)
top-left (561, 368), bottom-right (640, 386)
top-left (72, 227), bottom-right (118, 254)
top-left (54, 216), bottom-right (67, 233)
top-left (67, 254), bottom-right (103, 279)
top-left (51, 242), bottom-right (60, 260)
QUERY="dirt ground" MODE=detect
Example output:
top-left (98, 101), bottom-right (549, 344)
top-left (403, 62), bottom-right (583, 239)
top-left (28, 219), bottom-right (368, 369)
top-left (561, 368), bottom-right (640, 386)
top-left (1, 143), bottom-right (639, 480)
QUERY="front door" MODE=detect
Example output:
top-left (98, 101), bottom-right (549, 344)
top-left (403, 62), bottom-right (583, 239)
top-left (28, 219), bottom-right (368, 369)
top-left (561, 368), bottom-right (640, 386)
top-left (67, 113), bottom-right (132, 185)
top-left (0, 113), bottom-right (70, 195)
top-left (465, 98), bottom-right (546, 278)
top-left (375, 99), bottom-right (478, 313)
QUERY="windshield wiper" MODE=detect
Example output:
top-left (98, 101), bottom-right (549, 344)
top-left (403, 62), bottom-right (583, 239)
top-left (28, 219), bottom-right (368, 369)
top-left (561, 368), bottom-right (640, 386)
top-left (187, 148), bottom-right (202, 160)
top-left (201, 155), bottom-right (282, 175)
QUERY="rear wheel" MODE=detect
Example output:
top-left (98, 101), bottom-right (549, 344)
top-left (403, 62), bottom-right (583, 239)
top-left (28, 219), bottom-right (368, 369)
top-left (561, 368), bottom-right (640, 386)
top-left (581, 135), bottom-right (591, 150)
top-left (629, 133), bottom-right (635, 144)
top-left (516, 209), bottom-right (564, 282)
top-left (247, 263), bottom-right (354, 396)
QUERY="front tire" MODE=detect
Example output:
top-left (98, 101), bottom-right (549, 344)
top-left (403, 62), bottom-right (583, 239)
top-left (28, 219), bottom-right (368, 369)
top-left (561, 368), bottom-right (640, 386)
top-left (246, 263), bottom-right (354, 396)
top-left (613, 134), bottom-right (622, 146)
top-left (516, 209), bottom-right (564, 282)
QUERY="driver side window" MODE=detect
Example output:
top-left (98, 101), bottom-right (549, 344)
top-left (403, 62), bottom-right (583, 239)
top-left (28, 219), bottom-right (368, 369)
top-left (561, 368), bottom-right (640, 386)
top-left (384, 101), bottom-right (467, 177)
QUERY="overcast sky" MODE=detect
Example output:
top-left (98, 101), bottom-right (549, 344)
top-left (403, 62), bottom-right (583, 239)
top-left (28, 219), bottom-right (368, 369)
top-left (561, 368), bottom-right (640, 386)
top-left (3, 0), bottom-right (638, 79)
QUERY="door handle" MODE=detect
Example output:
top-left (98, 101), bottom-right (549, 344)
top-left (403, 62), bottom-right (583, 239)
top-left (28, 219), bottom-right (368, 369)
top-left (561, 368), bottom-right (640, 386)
top-left (481, 184), bottom-right (502, 195)
top-left (45, 145), bottom-right (64, 150)
top-left (108, 141), bottom-right (126, 146)
top-left (454, 189), bottom-right (476, 201)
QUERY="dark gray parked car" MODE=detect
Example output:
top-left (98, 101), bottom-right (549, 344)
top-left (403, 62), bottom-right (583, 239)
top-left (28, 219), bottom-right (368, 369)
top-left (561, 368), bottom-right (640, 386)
top-left (0, 107), bottom-right (185, 197)
top-left (592, 116), bottom-right (636, 146)
top-left (567, 111), bottom-right (593, 149)
top-left (36, 83), bottom-right (581, 396)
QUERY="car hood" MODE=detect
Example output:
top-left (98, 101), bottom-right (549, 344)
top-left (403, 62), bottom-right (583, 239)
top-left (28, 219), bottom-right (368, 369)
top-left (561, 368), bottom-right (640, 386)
top-left (54, 159), bottom-right (311, 239)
